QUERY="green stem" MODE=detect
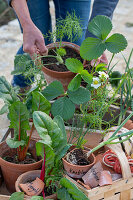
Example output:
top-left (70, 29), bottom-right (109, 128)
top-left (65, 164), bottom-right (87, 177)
top-left (108, 53), bottom-right (115, 70)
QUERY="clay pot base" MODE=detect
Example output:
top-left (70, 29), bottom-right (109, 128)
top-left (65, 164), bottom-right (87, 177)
top-left (62, 147), bottom-right (96, 179)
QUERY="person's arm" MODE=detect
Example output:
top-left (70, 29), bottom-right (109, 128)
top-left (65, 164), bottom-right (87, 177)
top-left (86, 0), bottom-right (119, 38)
top-left (9, 0), bottom-right (48, 57)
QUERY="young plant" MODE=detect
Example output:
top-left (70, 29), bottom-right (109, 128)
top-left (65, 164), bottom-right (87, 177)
top-left (0, 76), bottom-right (51, 162)
top-left (64, 15), bottom-right (127, 91)
top-left (33, 111), bottom-right (72, 196)
top-left (41, 11), bottom-right (82, 65)
top-left (42, 80), bottom-right (91, 121)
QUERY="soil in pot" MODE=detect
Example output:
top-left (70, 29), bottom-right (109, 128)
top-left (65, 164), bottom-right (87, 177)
top-left (67, 148), bottom-right (90, 165)
top-left (62, 147), bottom-right (96, 179)
top-left (0, 140), bottom-right (43, 193)
top-left (42, 47), bottom-right (83, 72)
top-left (15, 170), bottom-right (57, 200)
top-left (2, 151), bottom-right (38, 164)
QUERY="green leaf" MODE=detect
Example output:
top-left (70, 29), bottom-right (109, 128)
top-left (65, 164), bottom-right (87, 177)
top-left (88, 15), bottom-right (112, 40)
top-left (0, 104), bottom-right (8, 115)
top-left (55, 144), bottom-right (72, 165)
top-left (53, 115), bottom-right (67, 142)
top-left (68, 74), bottom-right (81, 91)
top-left (51, 97), bottom-right (75, 121)
top-left (0, 76), bottom-right (18, 104)
top-left (106, 33), bottom-right (128, 53)
top-left (109, 71), bottom-right (122, 87)
top-left (31, 196), bottom-right (44, 200)
top-left (9, 192), bottom-right (24, 200)
top-left (9, 101), bottom-right (30, 134)
top-left (57, 187), bottom-right (73, 200)
top-left (80, 37), bottom-right (106, 60)
top-left (65, 58), bottom-right (83, 73)
top-left (68, 87), bottom-right (91, 105)
top-left (81, 70), bottom-right (93, 84)
top-left (42, 81), bottom-right (64, 101)
top-left (33, 111), bottom-right (63, 149)
top-left (95, 63), bottom-right (107, 72)
top-left (36, 142), bottom-right (55, 166)
top-left (56, 48), bottom-right (66, 56)
top-left (13, 53), bottom-right (33, 75)
top-left (32, 91), bottom-right (51, 114)
top-left (6, 138), bottom-right (26, 148)
top-left (60, 178), bottom-right (88, 200)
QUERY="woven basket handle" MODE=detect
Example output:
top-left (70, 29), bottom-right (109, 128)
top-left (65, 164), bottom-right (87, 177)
top-left (107, 144), bottom-right (132, 179)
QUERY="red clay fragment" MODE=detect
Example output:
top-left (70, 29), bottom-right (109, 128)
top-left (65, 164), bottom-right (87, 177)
top-left (19, 177), bottom-right (44, 196)
top-left (82, 161), bottom-right (103, 188)
top-left (99, 171), bottom-right (112, 186)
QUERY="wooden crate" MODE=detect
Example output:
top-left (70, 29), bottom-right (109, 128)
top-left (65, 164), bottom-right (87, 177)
top-left (65, 144), bottom-right (133, 200)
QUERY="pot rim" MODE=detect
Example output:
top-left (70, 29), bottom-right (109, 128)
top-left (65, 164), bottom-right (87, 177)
top-left (15, 170), bottom-right (57, 199)
top-left (0, 140), bottom-right (43, 168)
top-left (62, 148), bottom-right (96, 168)
top-left (42, 41), bottom-right (81, 75)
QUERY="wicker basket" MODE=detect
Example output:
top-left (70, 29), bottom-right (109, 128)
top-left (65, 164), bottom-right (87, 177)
top-left (65, 143), bottom-right (133, 200)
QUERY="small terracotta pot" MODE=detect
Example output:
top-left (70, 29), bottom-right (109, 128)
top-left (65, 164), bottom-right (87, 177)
top-left (0, 139), bottom-right (43, 193)
top-left (42, 42), bottom-right (81, 91)
top-left (62, 147), bottom-right (96, 179)
top-left (15, 170), bottom-right (57, 199)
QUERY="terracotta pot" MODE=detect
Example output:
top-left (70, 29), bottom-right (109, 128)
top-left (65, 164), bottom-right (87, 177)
top-left (62, 147), bottom-right (96, 179)
top-left (42, 42), bottom-right (81, 91)
top-left (15, 170), bottom-right (57, 199)
top-left (0, 139), bottom-right (43, 193)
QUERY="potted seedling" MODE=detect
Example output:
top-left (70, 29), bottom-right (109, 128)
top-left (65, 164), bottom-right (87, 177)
top-left (11, 177), bottom-right (89, 200)
top-left (64, 15), bottom-right (127, 92)
top-left (14, 111), bottom-right (71, 199)
top-left (37, 12), bottom-right (83, 90)
top-left (63, 113), bottom-right (133, 181)
top-left (0, 68), bottom-right (51, 192)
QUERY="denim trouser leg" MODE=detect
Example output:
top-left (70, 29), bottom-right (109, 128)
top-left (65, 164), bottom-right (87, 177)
top-left (13, 0), bottom-right (91, 87)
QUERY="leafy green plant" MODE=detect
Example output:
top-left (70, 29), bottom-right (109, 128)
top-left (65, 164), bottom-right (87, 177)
top-left (64, 15), bottom-right (127, 92)
top-left (80, 15), bottom-right (127, 61)
top-left (33, 111), bottom-right (71, 191)
top-left (42, 80), bottom-right (91, 120)
top-left (39, 12), bottom-right (82, 66)
top-left (57, 177), bottom-right (88, 200)
top-left (9, 192), bottom-right (44, 200)
top-left (0, 76), bottom-right (51, 161)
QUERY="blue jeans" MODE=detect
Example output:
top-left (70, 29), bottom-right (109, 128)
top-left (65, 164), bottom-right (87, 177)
top-left (13, 0), bottom-right (91, 87)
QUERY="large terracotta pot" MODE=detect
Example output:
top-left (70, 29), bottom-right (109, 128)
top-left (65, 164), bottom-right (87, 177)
top-left (0, 139), bottom-right (43, 193)
top-left (62, 147), bottom-right (96, 179)
top-left (15, 170), bottom-right (57, 200)
top-left (42, 42), bottom-right (81, 91)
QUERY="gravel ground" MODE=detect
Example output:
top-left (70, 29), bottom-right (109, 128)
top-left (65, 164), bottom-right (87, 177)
top-left (0, 0), bottom-right (133, 140)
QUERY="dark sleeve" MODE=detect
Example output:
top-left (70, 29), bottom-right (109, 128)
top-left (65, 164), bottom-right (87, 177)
top-left (85, 0), bottom-right (119, 38)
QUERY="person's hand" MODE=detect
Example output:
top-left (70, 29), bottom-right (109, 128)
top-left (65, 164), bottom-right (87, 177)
top-left (23, 23), bottom-right (48, 57)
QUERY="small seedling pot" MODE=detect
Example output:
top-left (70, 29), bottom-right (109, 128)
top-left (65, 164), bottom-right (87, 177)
top-left (0, 139), bottom-right (43, 193)
top-left (62, 147), bottom-right (96, 179)
top-left (15, 170), bottom-right (57, 199)
top-left (42, 42), bottom-right (81, 91)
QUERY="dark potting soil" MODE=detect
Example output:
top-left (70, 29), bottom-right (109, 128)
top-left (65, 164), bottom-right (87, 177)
top-left (68, 149), bottom-right (90, 166)
top-left (2, 149), bottom-right (41, 164)
top-left (3, 153), bottom-right (37, 164)
top-left (42, 46), bottom-right (83, 72)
